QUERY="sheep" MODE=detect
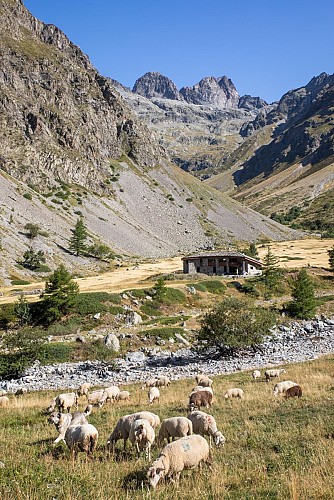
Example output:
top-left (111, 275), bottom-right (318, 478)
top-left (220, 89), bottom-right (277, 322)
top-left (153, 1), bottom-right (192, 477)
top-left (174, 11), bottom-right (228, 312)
top-left (64, 423), bottom-right (98, 459)
top-left (148, 387), bottom-right (160, 404)
top-left (48, 392), bottom-right (79, 413)
top-left (98, 386), bottom-right (120, 407)
top-left (0, 395), bottom-right (10, 407)
top-left (129, 418), bottom-right (155, 461)
top-left (155, 376), bottom-right (171, 387)
top-left (15, 387), bottom-right (28, 396)
top-left (87, 389), bottom-right (104, 405)
top-left (0, 390), bottom-right (7, 397)
top-left (158, 417), bottom-right (193, 445)
top-left (147, 434), bottom-right (210, 488)
top-left (265, 368), bottom-right (286, 382)
top-left (78, 382), bottom-right (91, 399)
top-left (195, 374), bottom-right (213, 387)
top-left (191, 386), bottom-right (214, 395)
top-left (141, 378), bottom-right (158, 389)
top-left (116, 390), bottom-right (130, 401)
top-left (252, 370), bottom-right (261, 381)
top-left (187, 410), bottom-right (225, 448)
top-left (189, 390), bottom-right (213, 410)
top-left (273, 380), bottom-right (298, 396)
top-left (285, 385), bottom-right (303, 398)
top-left (107, 411), bottom-right (160, 452)
top-left (224, 388), bottom-right (244, 399)
top-left (49, 405), bottom-right (93, 444)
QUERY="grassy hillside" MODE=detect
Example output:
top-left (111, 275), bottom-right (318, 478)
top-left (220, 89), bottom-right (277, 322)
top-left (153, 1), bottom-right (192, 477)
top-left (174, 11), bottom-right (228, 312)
top-left (1, 356), bottom-right (334, 499)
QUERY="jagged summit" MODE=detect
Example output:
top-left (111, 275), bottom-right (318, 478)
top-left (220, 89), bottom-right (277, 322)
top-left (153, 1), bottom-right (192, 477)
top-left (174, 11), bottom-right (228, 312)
top-left (180, 75), bottom-right (239, 108)
top-left (133, 72), bottom-right (183, 101)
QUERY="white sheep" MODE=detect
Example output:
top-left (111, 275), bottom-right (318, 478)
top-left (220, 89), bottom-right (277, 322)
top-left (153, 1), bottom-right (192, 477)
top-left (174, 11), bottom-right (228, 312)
top-left (273, 380), bottom-right (298, 396)
top-left (265, 368), bottom-right (286, 382)
top-left (224, 388), bottom-right (244, 399)
top-left (49, 405), bottom-right (93, 444)
top-left (0, 395), bottom-right (10, 407)
top-left (148, 387), bottom-right (160, 404)
top-left (195, 375), bottom-right (213, 387)
top-left (147, 434), bottom-right (210, 488)
top-left (64, 423), bottom-right (98, 459)
top-left (107, 411), bottom-right (160, 451)
top-left (141, 378), bottom-right (158, 389)
top-left (0, 390), bottom-right (7, 397)
top-left (116, 391), bottom-right (130, 401)
top-left (252, 370), bottom-right (261, 380)
top-left (155, 376), bottom-right (171, 387)
top-left (187, 410), bottom-right (225, 448)
top-left (48, 392), bottom-right (79, 413)
top-left (129, 418), bottom-right (155, 461)
top-left (191, 386), bottom-right (214, 395)
top-left (78, 382), bottom-right (91, 398)
top-left (87, 389), bottom-right (104, 405)
top-left (158, 417), bottom-right (193, 445)
top-left (98, 386), bottom-right (120, 407)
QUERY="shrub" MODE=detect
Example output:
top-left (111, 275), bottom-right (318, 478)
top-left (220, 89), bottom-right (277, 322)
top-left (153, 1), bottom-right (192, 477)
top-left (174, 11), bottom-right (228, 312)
top-left (11, 279), bottom-right (31, 285)
top-left (37, 343), bottom-right (72, 364)
top-left (159, 287), bottom-right (186, 305)
top-left (198, 280), bottom-right (226, 294)
top-left (140, 302), bottom-right (162, 317)
top-left (140, 327), bottom-right (185, 340)
top-left (73, 293), bottom-right (109, 315)
top-left (109, 305), bottom-right (125, 315)
top-left (23, 192), bottom-right (32, 200)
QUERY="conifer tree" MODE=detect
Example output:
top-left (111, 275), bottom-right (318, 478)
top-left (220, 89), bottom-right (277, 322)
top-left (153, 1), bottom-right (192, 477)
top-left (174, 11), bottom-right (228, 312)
top-left (328, 245), bottom-right (334, 272)
top-left (69, 217), bottom-right (88, 256)
top-left (41, 264), bottom-right (79, 323)
top-left (287, 268), bottom-right (316, 319)
top-left (261, 247), bottom-right (282, 299)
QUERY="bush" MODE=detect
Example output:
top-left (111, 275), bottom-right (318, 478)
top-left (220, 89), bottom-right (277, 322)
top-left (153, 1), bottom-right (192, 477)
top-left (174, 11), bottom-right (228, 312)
top-left (23, 192), bottom-right (32, 200)
top-left (73, 293), bottom-right (109, 315)
top-left (140, 302), bottom-right (162, 317)
top-left (11, 280), bottom-right (31, 285)
top-left (109, 305), bottom-right (125, 315)
top-left (197, 296), bottom-right (276, 356)
top-left (37, 343), bottom-right (72, 364)
top-left (159, 287), bottom-right (186, 305)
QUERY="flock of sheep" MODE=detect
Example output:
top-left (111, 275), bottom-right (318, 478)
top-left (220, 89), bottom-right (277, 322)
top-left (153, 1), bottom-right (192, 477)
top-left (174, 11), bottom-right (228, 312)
top-left (0, 368), bottom-right (302, 488)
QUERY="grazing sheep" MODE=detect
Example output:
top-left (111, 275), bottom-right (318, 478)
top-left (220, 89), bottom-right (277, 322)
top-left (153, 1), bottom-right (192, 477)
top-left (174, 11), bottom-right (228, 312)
top-left (285, 385), bottom-right (303, 398)
top-left (252, 370), bottom-right (261, 380)
top-left (148, 387), bottom-right (160, 404)
top-left (0, 395), bottom-right (10, 407)
top-left (191, 386), bottom-right (214, 395)
top-left (107, 411), bottom-right (160, 452)
top-left (189, 390), bottom-right (213, 410)
top-left (155, 376), bottom-right (171, 387)
top-left (129, 418), bottom-right (155, 461)
top-left (265, 368), bottom-right (286, 382)
top-left (0, 390), bottom-right (7, 397)
top-left (87, 389), bottom-right (104, 405)
top-left (48, 392), bottom-right (79, 413)
top-left (78, 382), bottom-right (91, 399)
top-left (195, 375), bottom-right (213, 387)
top-left (49, 405), bottom-right (92, 444)
top-left (187, 410), bottom-right (225, 448)
top-left (224, 388), bottom-right (244, 399)
top-left (98, 386), bottom-right (120, 407)
top-left (141, 378), bottom-right (158, 389)
top-left (117, 391), bottom-right (130, 401)
top-left (15, 388), bottom-right (28, 396)
top-left (273, 380), bottom-right (298, 396)
top-left (64, 423), bottom-right (98, 459)
top-left (147, 434), bottom-right (210, 488)
top-left (158, 417), bottom-right (193, 445)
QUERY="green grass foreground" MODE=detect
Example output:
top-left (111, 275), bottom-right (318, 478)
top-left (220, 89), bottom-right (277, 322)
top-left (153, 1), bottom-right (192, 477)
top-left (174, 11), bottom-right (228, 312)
top-left (1, 356), bottom-right (334, 499)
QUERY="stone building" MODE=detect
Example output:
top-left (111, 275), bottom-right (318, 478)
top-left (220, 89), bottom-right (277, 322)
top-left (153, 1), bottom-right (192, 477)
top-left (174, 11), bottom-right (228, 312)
top-left (182, 251), bottom-right (262, 276)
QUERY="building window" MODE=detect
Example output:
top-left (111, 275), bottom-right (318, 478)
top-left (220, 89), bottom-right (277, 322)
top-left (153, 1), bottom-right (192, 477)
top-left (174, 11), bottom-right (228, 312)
top-left (208, 259), bottom-right (215, 267)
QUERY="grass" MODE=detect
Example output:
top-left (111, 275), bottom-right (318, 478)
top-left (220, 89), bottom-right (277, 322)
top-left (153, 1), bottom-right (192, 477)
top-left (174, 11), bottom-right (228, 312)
top-left (1, 357), bottom-right (334, 498)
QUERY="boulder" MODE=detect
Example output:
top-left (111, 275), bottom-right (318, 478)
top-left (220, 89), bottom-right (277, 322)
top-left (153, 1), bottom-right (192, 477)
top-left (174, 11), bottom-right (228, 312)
top-left (104, 333), bottom-right (120, 352)
top-left (175, 333), bottom-right (191, 346)
top-left (125, 351), bottom-right (146, 363)
top-left (125, 311), bottom-right (143, 326)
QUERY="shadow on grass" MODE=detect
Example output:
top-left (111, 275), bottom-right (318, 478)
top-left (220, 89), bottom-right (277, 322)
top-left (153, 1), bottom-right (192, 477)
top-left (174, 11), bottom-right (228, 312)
top-left (122, 469), bottom-right (148, 491)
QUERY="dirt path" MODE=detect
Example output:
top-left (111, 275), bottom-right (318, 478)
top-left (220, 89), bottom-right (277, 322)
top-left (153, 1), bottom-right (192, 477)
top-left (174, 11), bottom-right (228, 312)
top-left (0, 238), bottom-right (333, 304)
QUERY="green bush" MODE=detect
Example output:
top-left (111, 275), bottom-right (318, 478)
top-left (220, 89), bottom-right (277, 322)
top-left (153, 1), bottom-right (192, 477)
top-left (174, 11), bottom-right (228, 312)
top-left (140, 302), bottom-right (162, 317)
top-left (23, 192), bottom-right (32, 200)
top-left (159, 287), bottom-right (186, 305)
top-left (140, 327), bottom-right (185, 340)
top-left (46, 318), bottom-right (81, 337)
top-left (11, 279), bottom-right (31, 285)
top-left (200, 280), bottom-right (226, 294)
top-left (37, 343), bottom-right (72, 364)
top-left (73, 293), bottom-right (109, 315)
top-left (109, 305), bottom-right (124, 315)
top-left (124, 288), bottom-right (148, 299)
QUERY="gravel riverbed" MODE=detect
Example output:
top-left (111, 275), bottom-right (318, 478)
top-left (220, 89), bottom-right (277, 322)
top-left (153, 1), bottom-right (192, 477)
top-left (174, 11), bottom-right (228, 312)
top-left (2, 318), bottom-right (334, 393)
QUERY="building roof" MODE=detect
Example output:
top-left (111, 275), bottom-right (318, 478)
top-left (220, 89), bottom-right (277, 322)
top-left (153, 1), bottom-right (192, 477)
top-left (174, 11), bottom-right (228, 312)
top-left (182, 251), bottom-right (262, 266)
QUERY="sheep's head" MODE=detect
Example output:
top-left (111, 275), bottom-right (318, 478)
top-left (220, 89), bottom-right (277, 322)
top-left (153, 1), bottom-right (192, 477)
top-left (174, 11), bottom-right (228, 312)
top-left (48, 412), bottom-right (61, 426)
top-left (214, 431), bottom-right (226, 447)
top-left (147, 458), bottom-right (166, 489)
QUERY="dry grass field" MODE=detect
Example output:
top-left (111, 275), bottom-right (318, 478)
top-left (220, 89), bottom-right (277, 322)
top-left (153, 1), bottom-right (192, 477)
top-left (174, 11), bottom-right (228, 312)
top-left (1, 237), bottom-right (333, 305)
top-left (1, 356), bottom-right (334, 499)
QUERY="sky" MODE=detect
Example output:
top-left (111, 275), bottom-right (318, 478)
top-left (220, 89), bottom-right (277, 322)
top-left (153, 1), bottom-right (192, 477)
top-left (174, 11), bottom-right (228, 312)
top-left (24, 0), bottom-right (334, 103)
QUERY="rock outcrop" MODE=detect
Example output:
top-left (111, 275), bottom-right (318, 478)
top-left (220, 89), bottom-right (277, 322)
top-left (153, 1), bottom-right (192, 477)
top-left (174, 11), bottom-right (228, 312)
top-left (133, 72), bottom-right (184, 101)
top-left (180, 76), bottom-right (239, 108)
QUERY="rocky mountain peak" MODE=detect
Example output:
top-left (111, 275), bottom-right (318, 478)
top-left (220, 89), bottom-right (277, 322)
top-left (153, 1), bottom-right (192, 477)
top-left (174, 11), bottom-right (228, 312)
top-left (179, 75), bottom-right (239, 107)
top-left (133, 72), bottom-right (183, 100)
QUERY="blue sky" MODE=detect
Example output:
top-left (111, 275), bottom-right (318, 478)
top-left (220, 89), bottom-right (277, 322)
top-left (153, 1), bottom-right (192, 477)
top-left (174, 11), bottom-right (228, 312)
top-left (24, 0), bottom-right (334, 103)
